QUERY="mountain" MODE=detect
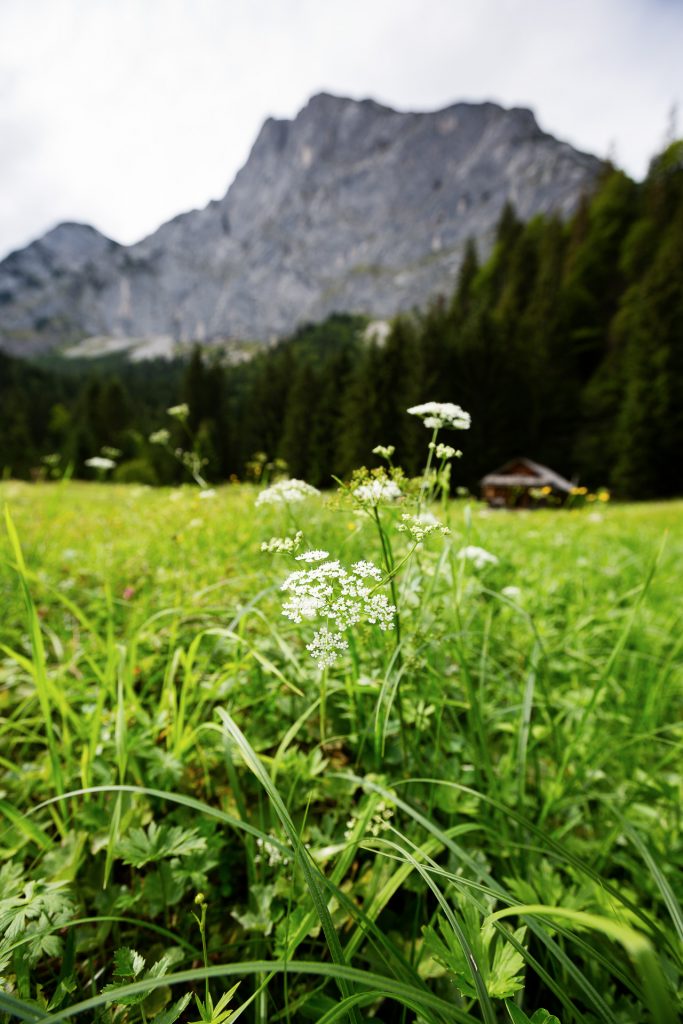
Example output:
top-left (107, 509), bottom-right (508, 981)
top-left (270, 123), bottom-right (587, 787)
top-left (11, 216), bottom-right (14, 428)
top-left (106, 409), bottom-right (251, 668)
top-left (0, 93), bottom-right (603, 356)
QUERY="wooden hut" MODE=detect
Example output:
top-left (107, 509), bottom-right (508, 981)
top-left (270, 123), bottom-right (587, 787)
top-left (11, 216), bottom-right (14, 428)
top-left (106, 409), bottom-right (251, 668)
top-left (480, 457), bottom-right (575, 508)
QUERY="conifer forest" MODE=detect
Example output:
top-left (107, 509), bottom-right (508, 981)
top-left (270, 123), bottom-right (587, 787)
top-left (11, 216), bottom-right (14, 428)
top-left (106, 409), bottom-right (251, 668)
top-left (2, 145), bottom-right (682, 499)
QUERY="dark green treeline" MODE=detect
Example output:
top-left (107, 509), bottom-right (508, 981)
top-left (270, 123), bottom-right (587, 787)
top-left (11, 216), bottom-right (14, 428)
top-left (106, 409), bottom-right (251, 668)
top-left (2, 142), bottom-right (682, 498)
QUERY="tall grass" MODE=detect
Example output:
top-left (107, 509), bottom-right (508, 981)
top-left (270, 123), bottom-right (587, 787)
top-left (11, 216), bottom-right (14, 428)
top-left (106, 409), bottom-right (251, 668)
top-left (0, 479), bottom-right (681, 1022)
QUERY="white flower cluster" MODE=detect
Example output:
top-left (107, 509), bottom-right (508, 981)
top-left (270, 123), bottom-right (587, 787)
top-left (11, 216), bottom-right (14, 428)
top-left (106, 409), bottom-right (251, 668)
top-left (260, 530), bottom-right (303, 554)
top-left (457, 545), bottom-right (499, 569)
top-left (281, 556), bottom-right (395, 669)
top-left (353, 478), bottom-right (402, 505)
top-left (429, 442), bottom-right (462, 460)
top-left (307, 627), bottom-right (349, 668)
top-left (149, 428), bottom-right (171, 445)
top-left (344, 799), bottom-right (394, 840)
top-left (255, 836), bottom-right (289, 868)
top-left (396, 512), bottom-right (450, 542)
top-left (372, 444), bottom-right (395, 460)
top-left (84, 456), bottom-right (116, 470)
top-left (295, 549), bottom-right (330, 563)
top-left (167, 403), bottom-right (189, 420)
top-left (408, 402), bottom-right (471, 431)
top-left (255, 479), bottom-right (320, 507)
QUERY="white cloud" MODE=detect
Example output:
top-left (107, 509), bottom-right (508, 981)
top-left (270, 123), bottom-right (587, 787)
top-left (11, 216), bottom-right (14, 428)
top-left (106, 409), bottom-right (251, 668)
top-left (0, 0), bottom-right (680, 258)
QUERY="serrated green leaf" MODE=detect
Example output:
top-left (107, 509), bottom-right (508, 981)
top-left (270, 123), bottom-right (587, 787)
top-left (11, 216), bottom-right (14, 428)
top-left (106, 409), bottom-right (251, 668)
top-left (116, 822), bottom-right (207, 867)
top-left (488, 925), bottom-right (526, 998)
top-left (113, 946), bottom-right (146, 979)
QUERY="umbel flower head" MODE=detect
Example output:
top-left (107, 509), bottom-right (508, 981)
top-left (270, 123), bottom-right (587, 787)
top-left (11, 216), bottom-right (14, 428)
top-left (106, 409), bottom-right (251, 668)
top-left (255, 478), bottom-right (320, 507)
top-left (281, 555), bottom-right (395, 669)
top-left (457, 545), bottom-right (499, 569)
top-left (347, 466), bottom-right (404, 507)
top-left (408, 402), bottom-right (471, 431)
top-left (353, 478), bottom-right (402, 505)
top-left (84, 456), bottom-right (116, 471)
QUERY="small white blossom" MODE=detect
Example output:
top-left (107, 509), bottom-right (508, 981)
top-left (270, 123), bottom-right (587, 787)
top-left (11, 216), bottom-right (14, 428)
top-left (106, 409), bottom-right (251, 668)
top-left (149, 428), bottom-right (171, 445)
top-left (261, 531), bottom-right (303, 554)
top-left (353, 478), bottom-right (402, 504)
top-left (351, 560), bottom-right (383, 580)
top-left (307, 628), bottom-right (349, 670)
top-left (408, 402), bottom-right (471, 431)
top-left (84, 456), bottom-right (116, 470)
top-left (199, 488), bottom-right (216, 499)
top-left (256, 479), bottom-right (320, 506)
top-left (296, 549), bottom-right (330, 563)
top-left (372, 445), bottom-right (395, 460)
top-left (397, 512), bottom-right (450, 541)
top-left (255, 836), bottom-right (289, 867)
top-left (501, 585), bottom-right (521, 600)
top-left (281, 556), bottom-right (396, 667)
top-left (344, 800), bottom-right (394, 840)
top-left (167, 403), bottom-right (189, 420)
top-left (457, 545), bottom-right (499, 569)
top-left (428, 442), bottom-right (461, 459)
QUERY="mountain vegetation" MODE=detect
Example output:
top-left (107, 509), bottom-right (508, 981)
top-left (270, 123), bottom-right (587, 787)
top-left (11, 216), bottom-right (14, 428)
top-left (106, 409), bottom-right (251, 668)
top-left (1, 144), bottom-right (682, 499)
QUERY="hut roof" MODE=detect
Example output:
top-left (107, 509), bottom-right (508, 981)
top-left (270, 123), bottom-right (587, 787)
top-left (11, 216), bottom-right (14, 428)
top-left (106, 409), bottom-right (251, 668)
top-left (480, 457), bottom-right (574, 494)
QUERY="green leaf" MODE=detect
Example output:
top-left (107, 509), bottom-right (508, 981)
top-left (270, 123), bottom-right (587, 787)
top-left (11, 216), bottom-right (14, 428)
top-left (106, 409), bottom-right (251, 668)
top-left (113, 946), bottom-right (146, 979)
top-left (116, 821), bottom-right (207, 867)
top-left (188, 983), bottom-right (240, 1024)
top-left (506, 1005), bottom-right (561, 1024)
top-left (152, 993), bottom-right (192, 1024)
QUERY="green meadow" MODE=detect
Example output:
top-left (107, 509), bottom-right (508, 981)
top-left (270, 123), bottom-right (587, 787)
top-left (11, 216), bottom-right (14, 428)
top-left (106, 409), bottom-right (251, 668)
top-left (0, 478), bottom-right (681, 1023)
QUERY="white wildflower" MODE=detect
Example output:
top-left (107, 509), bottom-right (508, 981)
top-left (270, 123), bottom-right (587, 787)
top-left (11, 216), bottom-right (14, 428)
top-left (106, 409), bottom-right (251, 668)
top-left (407, 402), bottom-right (471, 431)
top-left (353, 478), bottom-right (402, 504)
top-left (351, 560), bottom-right (383, 580)
top-left (372, 444), bottom-right (395, 460)
top-left (255, 479), bottom-right (320, 506)
top-left (281, 556), bottom-right (396, 667)
top-left (307, 628), bottom-right (349, 670)
top-left (457, 545), bottom-right (499, 569)
top-left (397, 512), bottom-right (450, 541)
top-left (255, 836), bottom-right (289, 867)
top-left (149, 428), bottom-right (171, 445)
top-left (345, 799), bottom-right (394, 840)
top-left (199, 488), bottom-right (216, 499)
top-left (167, 403), bottom-right (189, 420)
top-left (261, 531), bottom-right (303, 554)
top-left (296, 549), bottom-right (330, 563)
top-left (428, 442), bottom-right (461, 460)
top-left (84, 456), bottom-right (116, 470)
top-left (501, 585), bottom-right (521, 600)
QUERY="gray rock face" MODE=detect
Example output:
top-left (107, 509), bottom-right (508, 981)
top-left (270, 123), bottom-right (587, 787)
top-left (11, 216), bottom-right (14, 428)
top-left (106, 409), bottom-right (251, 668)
top-left (0, 93), bottom-right (602, 355)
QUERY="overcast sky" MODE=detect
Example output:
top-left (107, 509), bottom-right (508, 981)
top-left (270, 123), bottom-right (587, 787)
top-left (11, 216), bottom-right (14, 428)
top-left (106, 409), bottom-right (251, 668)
top-left (1, 0), bottom-right (681, 260)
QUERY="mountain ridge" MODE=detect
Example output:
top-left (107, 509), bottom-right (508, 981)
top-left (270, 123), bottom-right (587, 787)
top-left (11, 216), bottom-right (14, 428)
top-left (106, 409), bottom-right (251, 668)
top-left (0, 92), bottom-right (603, 356)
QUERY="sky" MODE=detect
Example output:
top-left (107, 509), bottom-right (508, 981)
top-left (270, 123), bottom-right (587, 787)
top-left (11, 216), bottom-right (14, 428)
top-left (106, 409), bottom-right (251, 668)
top-left (1, 0), bottom-right (681, 260)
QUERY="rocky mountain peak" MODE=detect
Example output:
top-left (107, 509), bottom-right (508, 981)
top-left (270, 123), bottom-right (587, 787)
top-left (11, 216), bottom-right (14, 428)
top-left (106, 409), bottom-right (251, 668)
top-left (0, 94), bottom-right (603, 356)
